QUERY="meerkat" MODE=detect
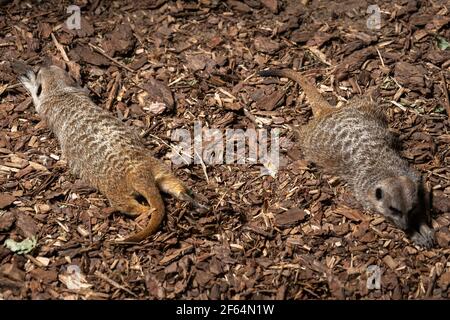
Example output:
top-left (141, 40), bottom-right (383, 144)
top-left (260, 68), bottom-right (435, 248)
top-left (20, 65), bottom-right (205, 243)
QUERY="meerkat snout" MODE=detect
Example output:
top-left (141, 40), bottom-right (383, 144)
top-left (20, 65), bottom-right (83, 112)
top-left (367, 176), bottom-right (418, 230)
top-left (19, 69), bottom-right (41, 109)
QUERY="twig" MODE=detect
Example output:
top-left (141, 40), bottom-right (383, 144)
top-left (88, 217), bottom-right (93, 244)
top-left (5, 83), bottom-right (22, 90)
top-left (128, 78), bottom-right (148, 92)
top-left (51, 33), bottom-right (70, 62)
top-left (243, 71), bottom-right (256, 83)
top-left (105, 72), bottom-right (121, 110)
top-left (426, 267), bottom-right (437, 297)
top-left (88, 43), bottom-right (135, 73)
top-left (146, 133), bottom-right (192, 165)
top-left (0, 42), bottom-right (15, 47)
top-left (440, 71), bottom-right (450, 118)
top-left (218, 87), bottom-right (236, 100)
top-left (94, 271), bottom-right (137, 297)
top-left (168, 75), bottom-right (186, 87)
top-left (376, 48), bottom-right (385, 68)
top-left (244, 225), bottom-right (274, 239)
top-left (243, 107), bottom-right (262, 127)
top-left (194, 148), bottom-right (209, 184)
top-left (213, 191), bottom-right (228, 211)
top-left (305, 45), bottom-right (332, 66)
top-left (390, 100), bottom-right (406, 111)
top-left (0, 84), bottom-right (8, 96)
top-left (25, 254), bottom-right (46, 268)
top-left (389, 100), bottom-right (426, 117)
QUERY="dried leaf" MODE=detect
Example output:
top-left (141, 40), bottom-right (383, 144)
top-left (58, 265), bottom-right (92, 290)
top-left (437, 37), bottom-right (450, 50)
top-left (4, 236), bottom-right (37, 254)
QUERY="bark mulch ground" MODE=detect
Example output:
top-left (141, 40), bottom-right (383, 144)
top-left (0, 0), bottom-right (450, 299)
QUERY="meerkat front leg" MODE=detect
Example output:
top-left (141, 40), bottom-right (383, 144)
top-left (409, 223), bottom-right (435, 249)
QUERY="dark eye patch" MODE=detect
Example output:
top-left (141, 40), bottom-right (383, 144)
top-left (36, 84), bottom-right (42, 96)
top-left (389, 206), bottom-right (402, 215)
top-left (375, 188), bottom-right (383, 200)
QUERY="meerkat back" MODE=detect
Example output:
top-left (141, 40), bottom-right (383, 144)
top-left (20, 65), bottom-right (204, 243)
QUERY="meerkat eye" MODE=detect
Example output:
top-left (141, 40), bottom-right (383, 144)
top-left (36, 84), bottom-right (42, 96)
top-left (375, 188), bottom-right (383, 200)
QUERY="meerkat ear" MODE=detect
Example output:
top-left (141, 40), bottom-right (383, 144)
top-left (375, 188), bottom-right (383, 200)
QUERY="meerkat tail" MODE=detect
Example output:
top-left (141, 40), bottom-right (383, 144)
top-left (121, 178), bottom-right (166, 243)
top-left (259, 69), bottom-right (333, 117)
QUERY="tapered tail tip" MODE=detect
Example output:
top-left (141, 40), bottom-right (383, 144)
top-left (259, 69), bottom-right (285, 78)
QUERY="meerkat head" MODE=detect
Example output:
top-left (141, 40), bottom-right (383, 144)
top-left (20, 65), bottom-right (78, 112)
top-left (367, 175), bottom-right (419, 230)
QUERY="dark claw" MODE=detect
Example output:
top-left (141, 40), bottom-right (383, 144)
top-left (181, 190), bottom-right (209, 213)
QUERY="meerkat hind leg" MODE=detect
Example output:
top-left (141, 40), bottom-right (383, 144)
top-left (107, 192), bottom-right (150, 218)
top-left (150, 160), bottom-right (208, 211)
top-left (105, 173), bottom-right (164, 218)
top-left (156, 172), bottom-right (203, 206)
top-left (108, 174), bottom-right (167, 243)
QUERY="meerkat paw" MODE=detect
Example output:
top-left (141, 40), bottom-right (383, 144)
top-left (409, 224), bottom-right (435, 249)
top-left (108, 192), bottom-right (151, 218)
top-left (177, 188), bottom-right (209, 212)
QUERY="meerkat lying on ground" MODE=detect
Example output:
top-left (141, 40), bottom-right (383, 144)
top-left (260, 68), bottom-right (435, 248)
top-left (20, 65), bottom-right (205, 243)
